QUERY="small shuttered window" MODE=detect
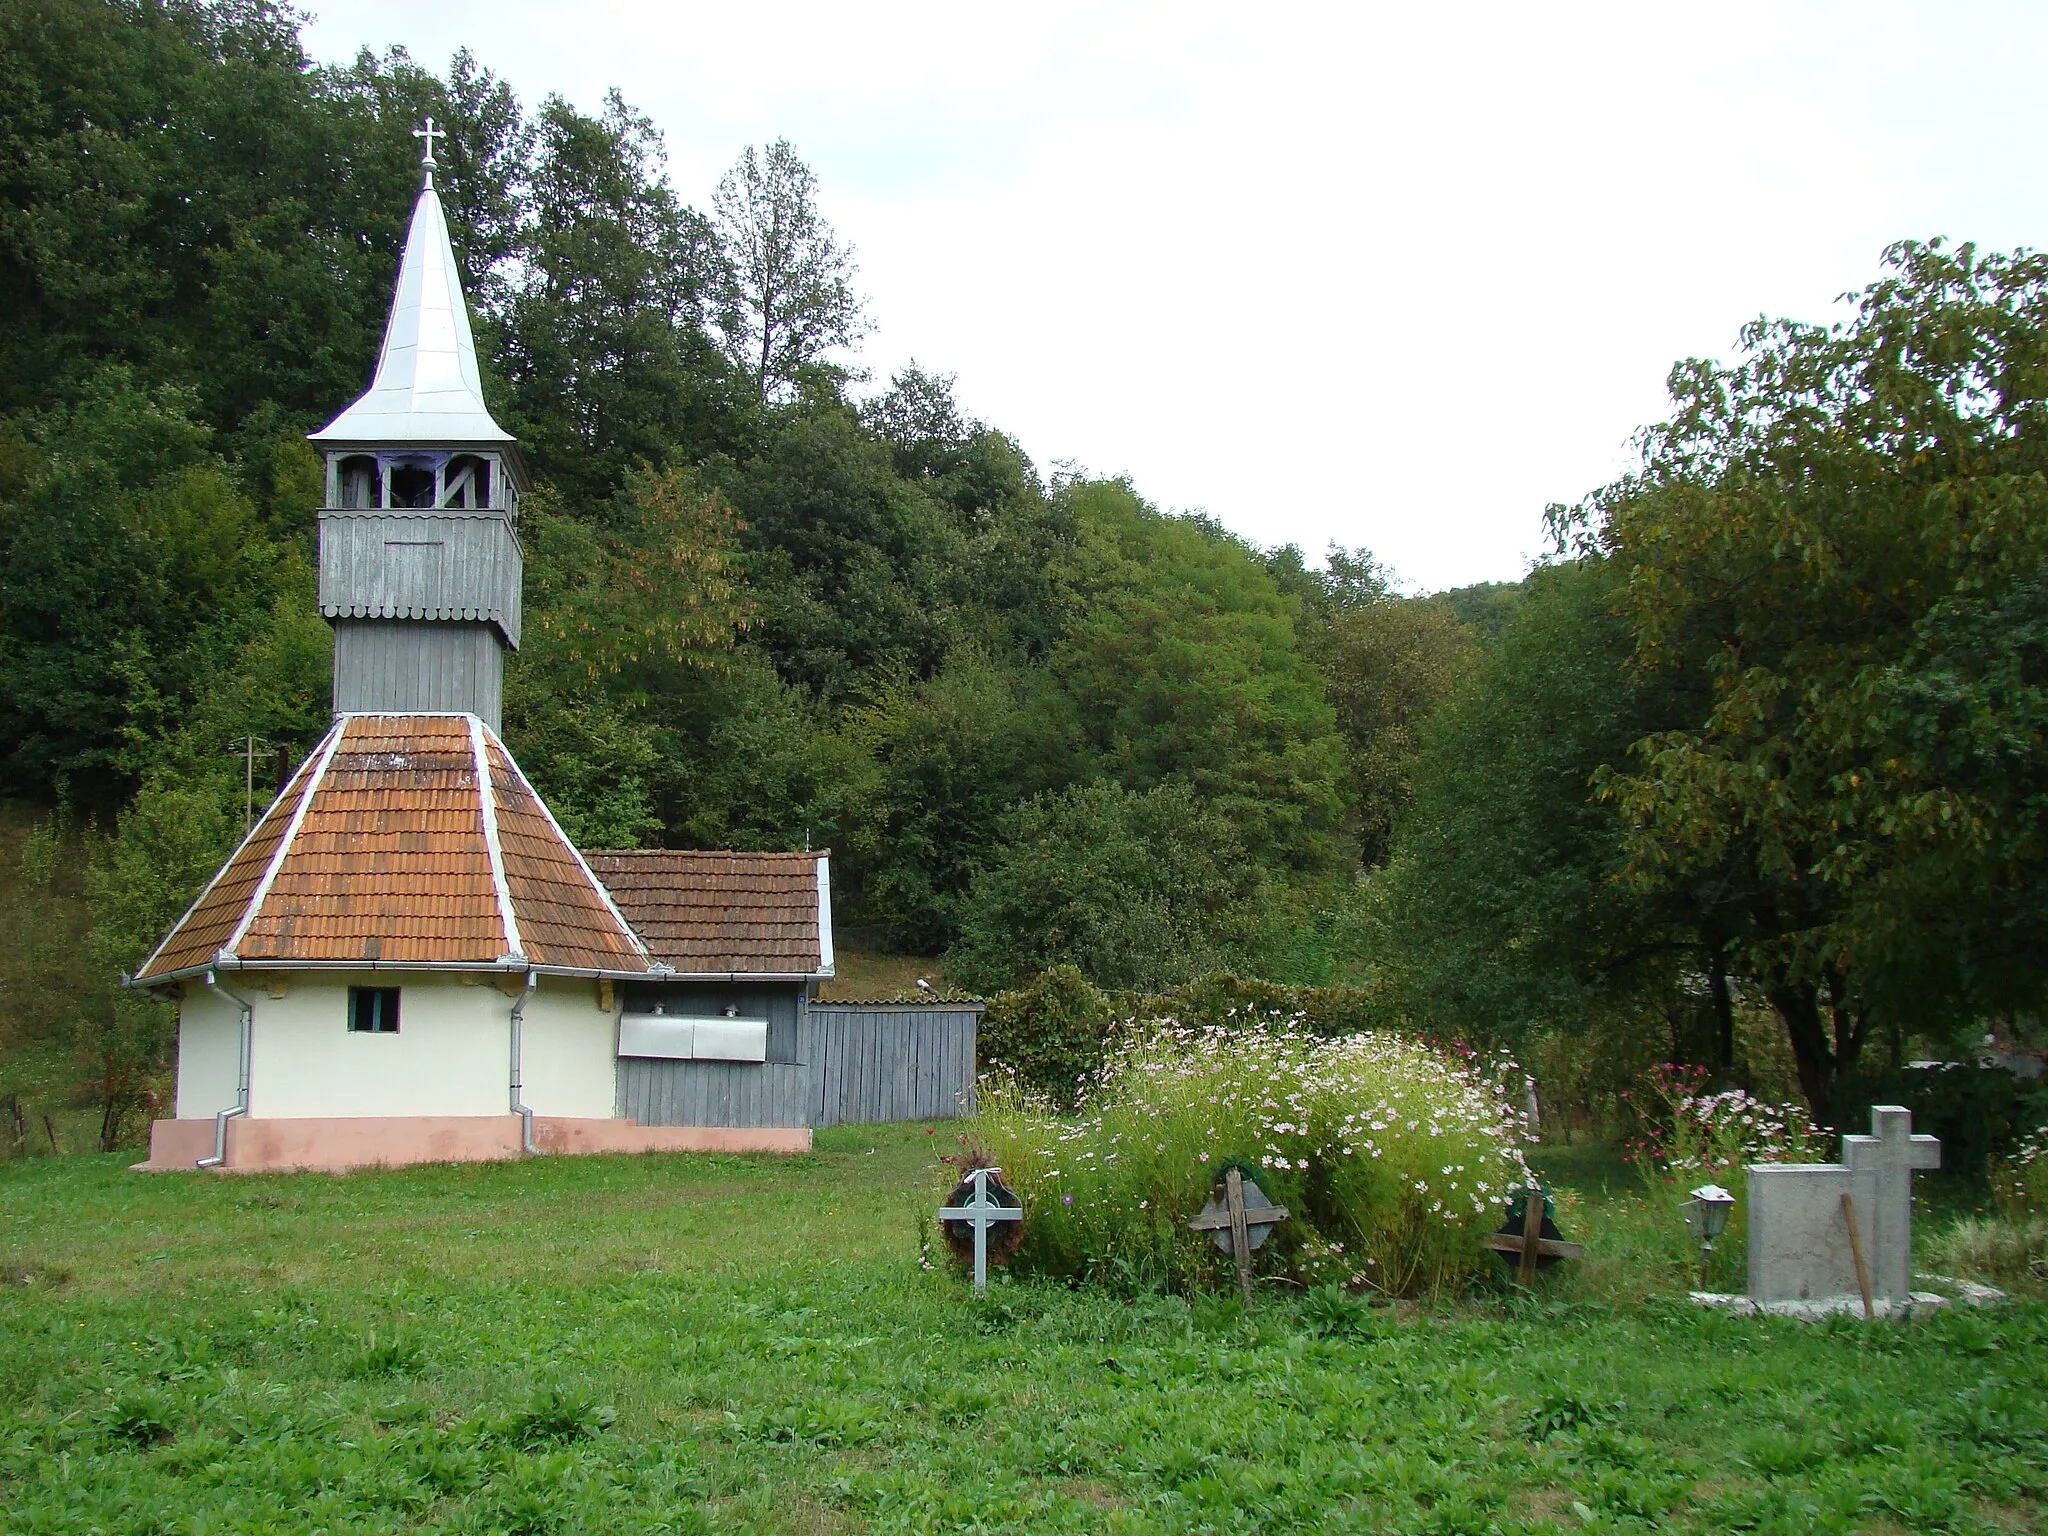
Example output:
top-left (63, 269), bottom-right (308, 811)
top-left (348, 986), bottom-right (401, 1034)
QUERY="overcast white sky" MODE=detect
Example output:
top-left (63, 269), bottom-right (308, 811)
top-left (304, 1), bottom-right (2048, 592)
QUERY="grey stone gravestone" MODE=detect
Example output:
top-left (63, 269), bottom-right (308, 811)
top-left (1746, 1104), bottom-right (1939, 1314)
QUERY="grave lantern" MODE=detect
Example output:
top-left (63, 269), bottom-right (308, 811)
top-left (1682, 1184), bottom-right (1736, 1282)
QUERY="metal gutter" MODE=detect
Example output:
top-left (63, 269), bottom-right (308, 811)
top-left (195, 970), bottom-right (255, 1170)
top-left (508, 970), bottom-right (539, 1156)
top-left (133, 956), bottom-right (843, 990)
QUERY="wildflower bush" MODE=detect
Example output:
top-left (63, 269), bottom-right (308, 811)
top-left (969, 1020), bottom-right (1534, 1299)
top-left (1626, 1064), bottom-right (1831, 1187)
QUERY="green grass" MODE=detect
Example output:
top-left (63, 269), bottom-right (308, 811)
top-left (2, 1126), bottom-right (2044, 1534)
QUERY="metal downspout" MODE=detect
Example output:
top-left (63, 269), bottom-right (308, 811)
top-left (509, 970), bottom-right (540, 1156)
top-left (196, 969), bottom-right (253, 1170)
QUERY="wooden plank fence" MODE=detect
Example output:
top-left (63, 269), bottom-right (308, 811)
top-left (616, 1002), bottom-right (980, 1129)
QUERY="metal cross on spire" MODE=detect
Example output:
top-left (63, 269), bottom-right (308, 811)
top-left (413, 117), bottom-right (446, 184)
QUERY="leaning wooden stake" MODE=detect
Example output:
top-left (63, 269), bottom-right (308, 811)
top-left (1225, 1166), bottom-right (1255, 1305)
top-left (1840, 1191), bottom-right (1875, 1320)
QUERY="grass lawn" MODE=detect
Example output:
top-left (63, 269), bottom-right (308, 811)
top-left (1, 1126), bottom-right (2043, 1535)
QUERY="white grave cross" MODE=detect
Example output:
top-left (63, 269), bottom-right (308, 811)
top-left (937, 1166), bottom-right (1023, 1292)
top-left (1747, 1104), bottom-right (1940, 1309)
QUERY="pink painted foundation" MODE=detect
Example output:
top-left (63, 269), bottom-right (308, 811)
top-left (136, 1115), bottom-right (810, 1173)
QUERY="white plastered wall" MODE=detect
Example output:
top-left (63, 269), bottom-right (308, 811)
top-left (173, 984), bottom-right (244, 1120)
top-left (517, 978), bottom-right (620, 1119)
top-left (172, 971), bottom-right (620, 1121)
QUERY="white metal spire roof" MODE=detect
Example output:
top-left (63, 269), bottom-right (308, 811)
top-left (310, 163), bottom-right (513, 447)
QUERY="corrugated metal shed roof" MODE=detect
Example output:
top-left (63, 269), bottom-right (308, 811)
top-left (583, 850), bottom-right (829, 976)
top-left (136, 714), bottom-right (649, 980)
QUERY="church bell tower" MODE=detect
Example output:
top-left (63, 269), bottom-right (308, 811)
top-left (308, 119), bottom-right (526, 730)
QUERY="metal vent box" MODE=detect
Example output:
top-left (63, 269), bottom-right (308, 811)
top-left (616, 1014), bottom-right (769, 1063)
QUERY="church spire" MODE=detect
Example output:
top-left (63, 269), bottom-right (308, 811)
top-left (310, 122), bottom-right (511, 448)
top-left (307, 121), bottom-right (526, 732)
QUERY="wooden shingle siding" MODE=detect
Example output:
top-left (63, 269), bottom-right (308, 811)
top-left (618, 1004), bottom-right (981, 1128)
top-left (318, 509), bottom-right (522, 646)
top-left (332, 621), bottom-right (505, 730)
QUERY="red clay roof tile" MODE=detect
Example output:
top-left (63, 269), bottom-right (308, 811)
top-left (582, 849), bottom-right (825, 974)
top-left (136, 715), bottom-right (649, 979)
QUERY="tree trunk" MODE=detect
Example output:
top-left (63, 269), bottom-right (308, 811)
top-left (1822, 963), bottom-right (1870, 1093)
top-left (1767, 979), bottom-right (1835, 1117)
top-left (1707, 947), bottom-right (1735, 1084)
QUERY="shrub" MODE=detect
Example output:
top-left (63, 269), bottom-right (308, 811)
top-left (1834, 1065), bottom-right (2048, 1183)
top-left (945, 781), bottom-right (1260, 994)
top-left (1107, 972), bottom-right (1382, 1038)
top-left (969, 1021), bottom-right (1533, 1299)
top-left (977, 966), bottom-right (1117, 1109)
top-left (1924, 1213), bottom-right (2048, 1288)
top-left (979, 968), bottom-right (1385, 1108)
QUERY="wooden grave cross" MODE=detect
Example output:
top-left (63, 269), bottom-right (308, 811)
top-left (1190, 1165), bottom-right (1290, 1304)
top-left (1480, 1182), bottom-right (1584, 1283)
top-left (937, 1166), bottom-right (1023, 1292)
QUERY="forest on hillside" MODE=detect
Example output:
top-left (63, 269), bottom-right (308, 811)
top-left (4, 0), bottom-right (2046, 1142)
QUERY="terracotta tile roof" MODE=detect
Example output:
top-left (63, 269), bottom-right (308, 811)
top-left (484, 738), bottom-right (645, 972)
top-left (583, 850), bottom-right (829, 975)
top-left (136, 715), bottom-right (649, 979)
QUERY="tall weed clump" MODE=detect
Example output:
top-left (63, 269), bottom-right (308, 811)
top-left (970, 1022), bottom-right (1532, 1299)
top-left (1991, 1123), bottom-right (2048, 1218)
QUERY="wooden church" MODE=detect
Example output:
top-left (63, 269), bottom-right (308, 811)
top-left (132, 131), bottom-right (977, 1173)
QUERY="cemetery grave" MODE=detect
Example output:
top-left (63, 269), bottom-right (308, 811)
top-left (2, 1123), bottom-right (2043, 1535)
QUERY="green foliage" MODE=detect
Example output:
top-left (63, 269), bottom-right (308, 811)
top-left (946, 781), bottom-right (1261, 993)
top-left (1373, 559), bottom-right (1689, 1044)
top-left (978, 968), bottom-right (1389, 1108)
top-left (1112, 970), bottom-right (1384, 1038)
top-left (1926, 1213), bottom-right (2048, 1287)
top-left (710, 139), bottom-right (865, 402)
top-left (1048, 482), bottom-right (1347, 875)
top-left (975, 965), bottom-right (1116, 1108)
top-left (1298, 563), bottom-right (1478, 864)
top-left (1992, 1120), bottom-right (2048, 1218)
top-left (972, 1023), bottom-right (1534, 1297)
top-left (1572, 238), bottom-right (2048, 1109)
top-left (831, 649), bottom-right (1042, 951)
top-left (0, 372), bottom-right (284, 801)
top-left (1833, 1065), bottom-right (2048, 1184)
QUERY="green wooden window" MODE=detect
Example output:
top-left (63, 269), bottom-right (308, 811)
top-left (348, 986), bottom-right (401, 1034)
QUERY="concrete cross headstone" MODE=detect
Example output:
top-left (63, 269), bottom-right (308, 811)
top-left (1746, 1105), bottom-right (1940, 1313)
top-left (937, 1166), bottom-right (1023, 1292)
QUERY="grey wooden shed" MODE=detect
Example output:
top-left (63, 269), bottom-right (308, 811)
top-left (588, 850), bottom-right (982, 1130)
top-left (614, 999), bottom-right (982, 1129)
